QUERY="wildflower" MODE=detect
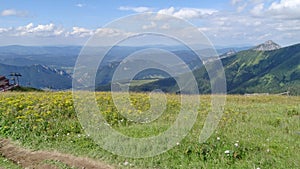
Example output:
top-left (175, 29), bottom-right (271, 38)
top-left (224, 150), bottom-right (230, 154)
top-left (217, 137), bottom-right (220, 141)
top-left (176, 142), bottom-right (180, 146)
top-left (124, 161), bottom-right (129, 166)
top-left (234, 143), bottom-right (239, 147)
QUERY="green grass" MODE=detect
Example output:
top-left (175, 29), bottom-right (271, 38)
top-left (0, 156), bottom-right (21, 169)
top-left (0, 92), bottom-right (299, 168)
top-left (129, 79), bottom-right (160, 86)
top-left (42, 160), bottom-right (76, 169)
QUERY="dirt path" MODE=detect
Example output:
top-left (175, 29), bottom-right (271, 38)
top-left (0, 139), bottom-right (113, 169)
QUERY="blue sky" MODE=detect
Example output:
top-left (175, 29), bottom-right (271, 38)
top-left (0, 0), bottom-right (300, 47)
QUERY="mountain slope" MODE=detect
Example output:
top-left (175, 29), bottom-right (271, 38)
top-left (133, 42), bottom-right (300, 95)
top-left (228, 43), bottom-right (300, 94)
top-left (0, 63), bottom-right (72, 89)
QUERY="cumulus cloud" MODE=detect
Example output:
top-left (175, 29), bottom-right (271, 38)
top-left (119, 6), bottom-right (218, 19)
top-left (66, 27), bottom-right (93, 37)
top-left (267, 0), bottom-right (300, 19)
top-left (195, 6), bottom-right (300, 46)
top-left (158, 7), bottom-right (218, 19)
top-left (1, 9), bottom-right (29, 17)
top-left (269, 0), bottom-right (300, 10)
top-left (119, 6), bottom-right (152, 13)
top-left (157, 7), bottom-right (175, 15)
top-left (0, 23), bottom-right (64, 37)
top-left (251, 3), bottom-right (264, 16)
top-left (0, 27), bottom-right (12, 33)
top-left (14, 23), bottom-right (64, 37)
top-left (230, 0), bottom-right (300, 19)
top-left (94, 28), bottom-right (134, 37)
top-left (0, 22), bottom-right (134, 40)
top-left (95, 28), bottom-right (127, 37)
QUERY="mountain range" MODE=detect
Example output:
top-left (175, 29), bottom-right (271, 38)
top-left (130, 41), bottom-right (300, 95)
top-left (0, 41), bottom-right (299, 95)
top-left (0, 44), bottom-right (228, 89)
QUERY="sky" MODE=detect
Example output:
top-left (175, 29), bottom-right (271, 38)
top-left (0, 0), bottom-right (299, 47)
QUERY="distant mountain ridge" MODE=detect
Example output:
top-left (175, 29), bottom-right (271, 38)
top-left (1, 42), bottom-right (298, 94)
top-left (0, 63), bottom-right (72, 89)
top-left (131, 42), bottom-right (300, 95)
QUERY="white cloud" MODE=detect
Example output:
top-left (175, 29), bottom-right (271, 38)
top-left (237, 3), bottom-right (248, 12)
top-left (33, 23), bottom-right (62, 36)
top-left (1, 9), bottom-right (29, 17)
top-left (174, 8), bottom-right (217, 19)
top-left (158, 7), bottom-right (218, 19)
top-left (94, 28), bottom-right (134, 37)
top-left (0, 23), bottom-right (134, 40)
top-left (251, 3), bottom-right (264, 16)
top-left (142, 22), bottom-right (157, 30)
top-left (76, 3), bottom-right (85, 8)
top-left (268, 0), bottom-right (300, 19)
top-left (231, 0), bottom-right (267, 13)
top-left (0, 27), bottom-right (12, 34)
top-left (157, 7), bottom-right (175, 15)
top-left (119, 6), bottom-right (152, 13)
top-left (67, 27), bottom-right (93, 37)
top-left (269, 0), bottom-right (300, 10)
top-left (4, 23), bottom-right (64, 37)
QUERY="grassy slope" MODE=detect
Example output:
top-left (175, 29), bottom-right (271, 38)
top-left (227, 44), bottom-right (300, 94)
top-left (133, 43), bottom-right (300, 95)
top-left (0, 92), bottom-right (299, 168)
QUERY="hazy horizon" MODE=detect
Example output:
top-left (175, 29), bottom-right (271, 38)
top-left (0, 0), bottom-right (299, 47)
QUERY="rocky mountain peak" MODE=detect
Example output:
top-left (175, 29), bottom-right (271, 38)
top-left (253, 40), bottom-right (281, 51)
top-left (223, 49), bottom-right (236, 56)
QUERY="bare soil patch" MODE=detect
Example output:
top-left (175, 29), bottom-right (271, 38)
top-left (0, 139), bottom-right (113, 169)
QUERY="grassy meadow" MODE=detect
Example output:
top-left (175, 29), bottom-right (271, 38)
top-left (0, 92), bottom-right (299, 168)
